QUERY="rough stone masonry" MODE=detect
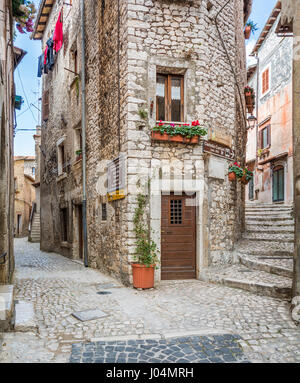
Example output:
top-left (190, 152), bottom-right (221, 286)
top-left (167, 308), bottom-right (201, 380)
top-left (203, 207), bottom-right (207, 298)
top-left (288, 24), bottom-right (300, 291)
top-left (36, 0), bottom-right (248, 286)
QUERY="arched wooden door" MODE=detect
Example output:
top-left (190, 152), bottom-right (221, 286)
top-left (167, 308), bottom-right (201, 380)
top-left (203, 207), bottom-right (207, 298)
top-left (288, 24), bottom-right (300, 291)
top-left (161, 193), bottom-right (196, 280)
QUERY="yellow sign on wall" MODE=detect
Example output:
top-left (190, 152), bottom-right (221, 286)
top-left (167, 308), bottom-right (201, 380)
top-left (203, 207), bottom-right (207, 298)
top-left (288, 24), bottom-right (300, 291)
top-left (107, 189), bottom-right (126, 202)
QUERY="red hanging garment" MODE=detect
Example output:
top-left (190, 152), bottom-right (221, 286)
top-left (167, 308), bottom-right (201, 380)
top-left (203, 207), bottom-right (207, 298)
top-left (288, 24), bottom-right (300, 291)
top-left (53, 10), bottom-right (63, 52)
top-left (44, 46), bottom-right (48, 65)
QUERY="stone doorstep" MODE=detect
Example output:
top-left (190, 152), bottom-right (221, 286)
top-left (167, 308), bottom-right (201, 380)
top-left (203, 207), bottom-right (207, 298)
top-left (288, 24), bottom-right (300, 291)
top-left (14, 301), bottom-right (38, 332)
top-left (88, 329), bottom-right (234, 343)
top-left (0, 285), bottom-right (14, 331)
top-left (199, 270), bottom-right (292, 300)
top-left (238, 255), bottom-right (293, 279)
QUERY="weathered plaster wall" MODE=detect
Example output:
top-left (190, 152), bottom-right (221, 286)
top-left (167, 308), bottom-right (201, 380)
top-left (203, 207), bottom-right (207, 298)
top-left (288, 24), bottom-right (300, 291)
top-left (245, 15), bottom-right (293, 204)
top-left (14, 159), bottom-right (36, 238)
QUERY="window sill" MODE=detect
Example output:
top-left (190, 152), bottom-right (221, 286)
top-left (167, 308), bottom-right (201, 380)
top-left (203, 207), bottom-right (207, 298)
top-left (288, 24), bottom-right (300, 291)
top-left (56, 173), bottom-right (67, 183)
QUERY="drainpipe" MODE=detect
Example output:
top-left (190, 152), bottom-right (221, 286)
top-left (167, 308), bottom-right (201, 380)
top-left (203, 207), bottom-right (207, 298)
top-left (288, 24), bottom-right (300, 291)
top-left (81, 0), bottom-right (88, 267)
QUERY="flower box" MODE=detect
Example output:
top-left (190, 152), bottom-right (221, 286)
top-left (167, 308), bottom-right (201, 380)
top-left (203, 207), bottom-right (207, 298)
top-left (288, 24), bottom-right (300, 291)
top-left (151, 131), bottom-right (199, 144)
top-left (228, 172), bottom-right (236, 182)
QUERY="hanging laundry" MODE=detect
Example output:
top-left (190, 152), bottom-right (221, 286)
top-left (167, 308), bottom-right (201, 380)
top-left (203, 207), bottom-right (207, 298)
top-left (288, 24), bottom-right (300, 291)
top-left (53, 10), bottom-right (63, 53)
top-left (43, 46), bottom-right (48, 74)
top-left (37, 54), bottom-right (44, 77)
top-left (45, 38), bottom-right (55, 71)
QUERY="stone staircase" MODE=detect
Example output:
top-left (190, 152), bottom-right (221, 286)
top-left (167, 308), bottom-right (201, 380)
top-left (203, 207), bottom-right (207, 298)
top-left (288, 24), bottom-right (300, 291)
top-left (200, 204), bottom-right (294, 299)
top-left (28, 211), bottom-right (40, 243)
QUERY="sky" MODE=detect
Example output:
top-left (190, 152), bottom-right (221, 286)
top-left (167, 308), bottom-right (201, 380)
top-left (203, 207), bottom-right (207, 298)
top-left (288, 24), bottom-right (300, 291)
top-left (13, 0), bottom-right (278, 156)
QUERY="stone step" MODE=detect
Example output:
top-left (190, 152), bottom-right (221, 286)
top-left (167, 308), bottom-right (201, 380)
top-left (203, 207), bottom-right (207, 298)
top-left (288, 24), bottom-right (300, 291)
top-left (246, 216), bottom-right (294, 222)
top-left (242, 233), bottom-right (294, 242)
top-left (246, 213), bottom-right (293, 219)
top-left (246, 226), bottom-right (294, 234)
top-left (0, 285), bottom-right (14, 331)
top-left (245, 207), bottom-right (293, 212)
top-left (246, 204), bottom-right (293, 208)
top-left (199, 265), bottom-right (292, 299)
top-left (237, 254), bottom-right (293, 278)
top-left (14, 301), bottom-right (38, 332)
top-left (236, 239), bottom-right (294, 256)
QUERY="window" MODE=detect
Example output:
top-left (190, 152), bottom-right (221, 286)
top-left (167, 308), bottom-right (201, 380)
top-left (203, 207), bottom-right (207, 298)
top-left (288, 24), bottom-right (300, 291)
top-left (273, 166), bottom-right (284, 202)
top-left (32, 167), bottom-right (35, 176)
top-left (262, 67), bottom-right (270, 95)
top-left (57, 140), bottom-right (67, 175)
top-left (73, 49), bottom-right (78, 74)
top-left (102, 203), bottom-right (107, 221)
top-left (260, 125), bottom-right (270, 149)
top-left (74, 128), bottom-right (82, 153)
top-left (61, 208), bottom-right (69, 242)
top-left (170, 199), bottom-right (183, 225)
top-left (42, 90), bottom-right (49, 121)
top-left (248, 176), bottom-right (254, 200)
top-left (156, 74), bottom-right (184, 122)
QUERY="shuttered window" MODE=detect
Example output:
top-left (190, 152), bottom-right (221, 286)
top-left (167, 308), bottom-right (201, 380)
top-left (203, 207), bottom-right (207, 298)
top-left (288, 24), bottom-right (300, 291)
top-left (42, 90), bottom-right (49, 121)
top-left (260, 125), bottom-right (271, 149)
top-left (262, 68), bottom-right (270, 95)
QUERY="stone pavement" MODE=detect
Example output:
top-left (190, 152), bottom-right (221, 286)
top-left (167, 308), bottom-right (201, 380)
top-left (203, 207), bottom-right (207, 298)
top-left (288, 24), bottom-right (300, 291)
top-left (0, 238), bottom-right (299, 363)
top-left (70, 335), bottom-right (249, 364)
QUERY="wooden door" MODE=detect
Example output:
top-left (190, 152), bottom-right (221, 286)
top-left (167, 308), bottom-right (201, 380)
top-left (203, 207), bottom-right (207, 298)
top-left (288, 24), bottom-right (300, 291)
top-left (161, 193), bottom-right (196, 280)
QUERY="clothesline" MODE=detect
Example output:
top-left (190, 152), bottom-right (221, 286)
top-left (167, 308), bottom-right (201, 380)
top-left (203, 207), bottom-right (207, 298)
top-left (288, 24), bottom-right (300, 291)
top-left (37, 8), bottom-right (64, 78)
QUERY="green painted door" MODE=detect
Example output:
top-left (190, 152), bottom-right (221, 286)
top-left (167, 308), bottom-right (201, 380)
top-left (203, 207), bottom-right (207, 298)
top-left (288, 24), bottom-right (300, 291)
top-left (273, 167), bottom-right (284, 202)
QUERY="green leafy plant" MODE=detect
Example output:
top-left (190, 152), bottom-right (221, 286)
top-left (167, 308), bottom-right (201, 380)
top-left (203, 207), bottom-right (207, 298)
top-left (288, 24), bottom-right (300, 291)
top-left (153, 120), bottom-right (207, 139)
top-left (133, 193), bottom-right (159, 268)
top-left (229, 162), bottom-right (244, 179)
top-left (138, 108), bottom-right (148, 120)
top-left (243, 167), bottom-right (254, 181)
top-left (246, 20), bottom-right (259, 35)
top-left (75, 149), bottom-right (82, 155)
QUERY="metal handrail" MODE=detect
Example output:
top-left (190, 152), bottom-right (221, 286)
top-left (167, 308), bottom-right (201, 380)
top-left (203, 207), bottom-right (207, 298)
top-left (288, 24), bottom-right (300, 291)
top-left (0, 252), bottom-right (7, 265)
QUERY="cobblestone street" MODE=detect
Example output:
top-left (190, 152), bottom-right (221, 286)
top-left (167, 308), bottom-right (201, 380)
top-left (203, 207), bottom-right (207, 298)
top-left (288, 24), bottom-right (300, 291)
top-left (0, 238), bottom-right (300, 363)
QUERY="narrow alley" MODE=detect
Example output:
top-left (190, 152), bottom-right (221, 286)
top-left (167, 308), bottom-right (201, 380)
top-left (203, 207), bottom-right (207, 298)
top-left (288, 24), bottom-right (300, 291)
top-left (0, 238), bottom-right (299, 363)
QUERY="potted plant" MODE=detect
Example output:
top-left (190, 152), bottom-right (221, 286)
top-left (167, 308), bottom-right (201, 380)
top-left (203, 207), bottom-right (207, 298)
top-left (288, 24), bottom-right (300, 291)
top-left (244, 20), bottom-right (258, 40)
top-left (244, 86), bottom-right (255, 114)
top-left (228, 162), bottom-right (243, 181)
top-left (12, 0), bottom-right (36, 34)
top-left (75, 149), bottom-right (82, 161)
top-left (132, 193), bottom-right (159, 289)
top-left (152, 120), bottom-right (207, 144)
top-left (240, 167), bottom-right (254, 185)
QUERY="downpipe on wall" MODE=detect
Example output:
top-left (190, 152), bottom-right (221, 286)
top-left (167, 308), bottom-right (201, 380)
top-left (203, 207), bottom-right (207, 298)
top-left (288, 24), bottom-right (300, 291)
top-left (81, 0), bottom-right (88, 267)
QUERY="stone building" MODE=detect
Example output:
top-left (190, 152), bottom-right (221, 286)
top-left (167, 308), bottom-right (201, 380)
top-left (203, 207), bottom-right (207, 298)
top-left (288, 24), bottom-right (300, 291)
top-left (246, 1), bottom-right (293, 205)
top-left (33, 0), bottom-right (251, 286)
top-left (14, 157), bottom-right (36, 238)
top-left (0, 0), bottom-right (25, 284)
top-left (28, 126), bottom-right (42, 243)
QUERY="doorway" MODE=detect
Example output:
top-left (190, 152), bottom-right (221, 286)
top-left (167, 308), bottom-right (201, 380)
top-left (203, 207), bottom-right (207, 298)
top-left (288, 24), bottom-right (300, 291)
top-left (273, 165), bottom-right (284, 203)
top-left (77, 205), bottom-right (84, 260)
top-left (161, 193), bottom-right (196, 280)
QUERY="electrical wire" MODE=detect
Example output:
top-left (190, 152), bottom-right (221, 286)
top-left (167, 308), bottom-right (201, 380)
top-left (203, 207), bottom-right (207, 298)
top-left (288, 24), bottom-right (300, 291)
top-left (16, 66), bottom-right (38, 123)
top-left (214, 0), bottom-right (248, 132)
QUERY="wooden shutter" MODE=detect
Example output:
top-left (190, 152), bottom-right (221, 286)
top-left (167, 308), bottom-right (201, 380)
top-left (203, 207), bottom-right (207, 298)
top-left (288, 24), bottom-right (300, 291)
top-left (262, 68), bottom-right (269, 94)
top-left (42, 90), bottom-right (49, 121)
top-left (267, 125), bottom-right (271, 146)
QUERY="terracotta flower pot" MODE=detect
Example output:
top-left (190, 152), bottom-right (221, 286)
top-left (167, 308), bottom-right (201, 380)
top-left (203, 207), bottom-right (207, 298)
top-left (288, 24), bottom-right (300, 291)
top-left (240, 175), bottom-right (250, 185)
top-left (228, 172), bottom-right (236, 182)
top-left (132, 263), bottom-right (155, 289)
top-left (244, 26), bottom-right (251, 39)
top-left (246, 104), bottom-right (254, 114)
top-left (151, 131), bottom-right (199, 144)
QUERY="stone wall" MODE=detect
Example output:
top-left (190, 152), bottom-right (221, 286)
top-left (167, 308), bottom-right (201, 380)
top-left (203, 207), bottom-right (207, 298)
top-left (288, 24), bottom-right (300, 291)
top-left (0, 0), bottom-right (15, 284)
top-left (38, 0), bottom-right (247, 285)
